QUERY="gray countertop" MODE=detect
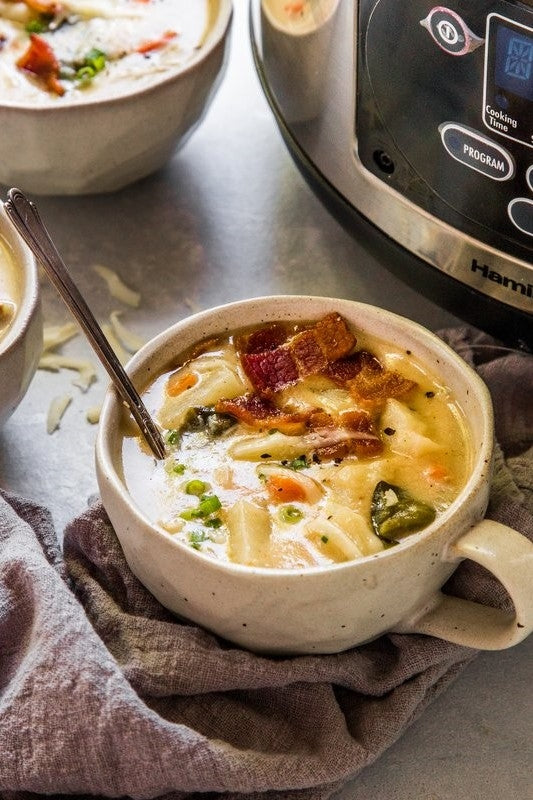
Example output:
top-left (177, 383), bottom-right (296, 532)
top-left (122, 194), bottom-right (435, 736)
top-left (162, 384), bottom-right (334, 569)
top-left (0, 3), bottom-right (531, 798)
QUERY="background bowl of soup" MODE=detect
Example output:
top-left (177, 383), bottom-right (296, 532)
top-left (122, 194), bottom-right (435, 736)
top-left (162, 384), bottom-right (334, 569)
top-left (95, 296), bottom-right (533, 654)
top-left (0, 202), bottom-right (42, 426)
top-left (0, 0), bottom-right (232, 195)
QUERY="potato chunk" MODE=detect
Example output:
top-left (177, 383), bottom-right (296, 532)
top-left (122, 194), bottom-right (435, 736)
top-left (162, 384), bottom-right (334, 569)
top-left (226, 500), bottom-right (272, 566)
top-left (322, 500), bottom-right (384, 555)
top-left (305, 518), bottom-right (363, 562)
top-left (381, 399), bottom-right (441, 458)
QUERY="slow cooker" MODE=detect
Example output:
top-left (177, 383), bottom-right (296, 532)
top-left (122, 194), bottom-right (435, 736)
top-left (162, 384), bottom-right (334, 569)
top-left (250, 1), bottom-right (533, 348)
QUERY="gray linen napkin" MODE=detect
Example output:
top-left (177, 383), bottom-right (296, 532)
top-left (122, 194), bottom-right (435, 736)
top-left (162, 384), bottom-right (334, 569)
top-left (0, 327), bottom-right (532, 800)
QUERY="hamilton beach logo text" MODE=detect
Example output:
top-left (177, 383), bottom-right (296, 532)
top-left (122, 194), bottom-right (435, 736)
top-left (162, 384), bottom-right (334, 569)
top-left (471, 259), bottom-right (533, 299)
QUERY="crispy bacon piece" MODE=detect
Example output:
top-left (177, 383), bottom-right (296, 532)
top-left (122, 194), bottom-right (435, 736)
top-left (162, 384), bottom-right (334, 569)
top-left (236, 323), bottom-right (291, 355)
top-left (241, 348), bottom-right (299, 394)
top-left (313, 312), bottom-right (356, 361)
top-left (215, 394), bottom-right (306, 435)
top-left (348, 363), bottom-right (417, 406)
top-left (290, 329), bottom-right (328, 376)
top-left (16, 34), bottom-right (64, 96)
top-left (239, 313), bottom-right (356, 394)
top-left (325, 350), bottom-right (381, 386)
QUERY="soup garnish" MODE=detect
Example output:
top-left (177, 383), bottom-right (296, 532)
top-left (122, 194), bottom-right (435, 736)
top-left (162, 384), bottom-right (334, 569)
top-left (122, 313), bottom-right (471, 568)
top-left (0, 0), bottom-right (215, 100)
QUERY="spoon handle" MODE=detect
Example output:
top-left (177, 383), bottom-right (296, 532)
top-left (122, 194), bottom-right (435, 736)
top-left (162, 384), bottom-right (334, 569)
top-left (5, 187), bottom-right (166, 460)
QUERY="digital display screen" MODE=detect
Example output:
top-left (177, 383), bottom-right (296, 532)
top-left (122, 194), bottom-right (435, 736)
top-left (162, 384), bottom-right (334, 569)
top-left (495, 24), bottom-right (533, 102)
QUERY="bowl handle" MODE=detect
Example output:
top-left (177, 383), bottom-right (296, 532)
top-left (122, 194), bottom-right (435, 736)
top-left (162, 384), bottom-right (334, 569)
top-left (398, 520), bottom-right (533, 650)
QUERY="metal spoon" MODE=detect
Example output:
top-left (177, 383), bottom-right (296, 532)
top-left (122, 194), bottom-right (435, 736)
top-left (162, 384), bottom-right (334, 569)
top-left (5, 187), bottom-right (166, 460)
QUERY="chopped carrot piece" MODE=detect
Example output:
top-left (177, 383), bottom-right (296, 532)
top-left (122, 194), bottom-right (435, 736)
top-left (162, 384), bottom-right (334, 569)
top-left (166, 370), bottom-right (198, 397)
top-left (423, 464), bottom-right (450, 482)
top-left (25, 0), bottom-right (60, 13)
top-left (266, 475), bottom-right (307, 504)
top-left (136, 30), bottom-right (178, 54)
top-left (284, 2), bottom-right (305, 14)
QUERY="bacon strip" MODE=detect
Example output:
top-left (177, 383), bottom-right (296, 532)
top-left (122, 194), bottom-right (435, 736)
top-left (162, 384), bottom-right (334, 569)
top-left (290, 329), bottom-right (328, 376)
top-left (313, 313), bottom-right (356, 361)
top-left (16, 34), bottom-right (64, 96)
top-left (215, 394), bottom-right (306, 435)
top-left (241, 348), bottom-right (299, 394)
top-left (348, 363), bottom-right (417, 406)
top-left (236, 323), bottom-right (291, 355)
top-left (240, 313), bottom-right (356, 394)
top-left (325, 350), bottom-right (381, 386)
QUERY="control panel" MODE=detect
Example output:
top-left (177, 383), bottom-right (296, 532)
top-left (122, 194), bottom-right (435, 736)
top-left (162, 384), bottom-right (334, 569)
top-left (356, 0), bottom-right (533, 259)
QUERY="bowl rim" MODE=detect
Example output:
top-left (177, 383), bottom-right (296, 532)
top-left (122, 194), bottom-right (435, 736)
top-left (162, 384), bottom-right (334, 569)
top-left (0, 202), bottom-right (40, 358)
top-left (96, 294), bottom-right (495, 577)
top-left (0, 0), bottom-right (233, 112)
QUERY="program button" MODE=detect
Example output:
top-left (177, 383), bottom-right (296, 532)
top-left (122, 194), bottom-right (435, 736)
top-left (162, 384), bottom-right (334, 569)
top-left (439, 123), bottom-right (515, 180)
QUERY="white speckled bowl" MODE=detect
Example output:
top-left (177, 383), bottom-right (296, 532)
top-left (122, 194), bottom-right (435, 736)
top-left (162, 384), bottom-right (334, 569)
top-left (96, 296), bottom-right (533, 654)
top-left (0, 202), bottom-right (42, 427)
top-left (0, 1), bottom-right (232, 195)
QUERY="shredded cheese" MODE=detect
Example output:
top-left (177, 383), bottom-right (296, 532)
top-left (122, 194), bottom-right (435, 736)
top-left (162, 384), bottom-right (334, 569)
top-left (42, 322), bottom-right (79, 352)
top-left (101, 322), bottom-right (130, 365)
top-left (93, 264), bottom-right (141, 308)
top-left (47, 393), bottom-right (72, 434)
top-left (39, 353), bottom-right (97, 392)
top-left (109, 310), bottom-right (144, 353)
top-left (86, 405), bottom-right (101, 424)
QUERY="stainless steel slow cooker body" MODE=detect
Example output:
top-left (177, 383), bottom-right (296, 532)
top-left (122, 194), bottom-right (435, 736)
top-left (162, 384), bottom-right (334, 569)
top-left (250, 1), bottom-right (533, 347)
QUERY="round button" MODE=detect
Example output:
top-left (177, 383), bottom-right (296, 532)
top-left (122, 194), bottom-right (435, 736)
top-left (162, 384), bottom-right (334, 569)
top-left (439, 122), bottom-right (515, 181)
top-left (420, 7), bottom-right (484, 56)
top-left (508, 198), bottom-right (533, 237)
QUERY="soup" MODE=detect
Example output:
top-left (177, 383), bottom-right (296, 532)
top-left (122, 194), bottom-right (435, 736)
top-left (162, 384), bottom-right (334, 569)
top-left (122, 313), bottom-right (472, 569)
top-left (0, 236), bottom-right (19, 344)
top-left (262, 0), bottom-right (337, 33)
top-left (0, 0), bottom-right (217, 103)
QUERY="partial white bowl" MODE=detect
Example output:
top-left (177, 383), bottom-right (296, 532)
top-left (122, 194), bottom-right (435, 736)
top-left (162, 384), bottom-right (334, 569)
top-left (0, 202), bottom-right (42, 426)
top-left (0, 1), bottom-right (232, 195)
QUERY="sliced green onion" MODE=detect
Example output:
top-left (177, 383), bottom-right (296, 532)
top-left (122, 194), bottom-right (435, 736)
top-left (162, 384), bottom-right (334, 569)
top-left (204, 517), bottom-right (222, 529)
top-left (185, 479), bottom-right (207, 497)
top-left (189, 530), bottom-right (207, 550)
top-left (76, 66), bottom-right (96, 82)
top-left (172, 464), bottom-right (186, 475)
top-left (197, 495), bottom-right (222, 517)
top-left (166, 429), bottom-right (181, 446)
top-left (288, 455), bottom-right (308, 471)
top-left (279, 505), bottom-right (303, 524)
top-left (25, 19), bottom-right (47, 33)
top-left (85, 48), bottom-right (106, 72)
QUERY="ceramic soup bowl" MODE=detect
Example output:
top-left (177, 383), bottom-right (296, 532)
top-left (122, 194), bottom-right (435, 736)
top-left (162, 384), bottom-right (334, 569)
top-left (0, 0), bottom-right (232, 194)
top-left (0, 202), bottom-right (42, 427)
top-left (96, 296), bottom-right (533, 654)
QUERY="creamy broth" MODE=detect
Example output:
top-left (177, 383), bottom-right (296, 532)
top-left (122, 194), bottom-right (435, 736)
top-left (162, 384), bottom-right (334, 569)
top-left (122, 315), bottom-right (472, 569)
top-left (0, 236), bottom-right (19, 344)
top-left (0, 0), bottom-right (217, 104)
top-left (262, 0), bottom-right (337, 33)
